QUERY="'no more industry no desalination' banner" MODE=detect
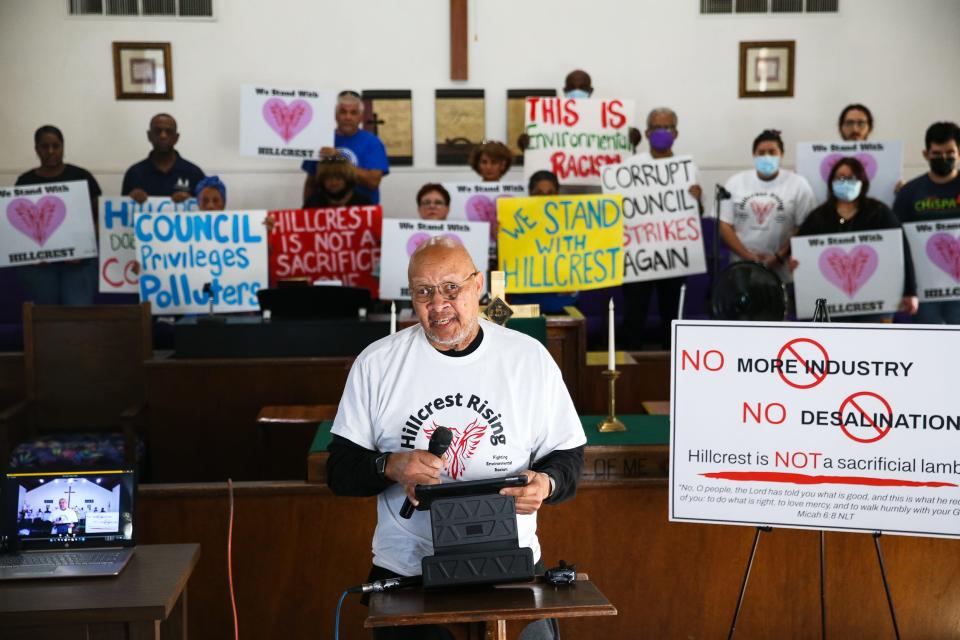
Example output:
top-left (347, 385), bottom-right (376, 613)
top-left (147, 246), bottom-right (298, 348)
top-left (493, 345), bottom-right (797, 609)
top-left (671, 321), bottom-right (960, 539)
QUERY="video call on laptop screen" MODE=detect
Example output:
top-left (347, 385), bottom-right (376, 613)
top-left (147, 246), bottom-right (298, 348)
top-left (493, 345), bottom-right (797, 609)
top-left (3, 468), bottom-right (136, 550)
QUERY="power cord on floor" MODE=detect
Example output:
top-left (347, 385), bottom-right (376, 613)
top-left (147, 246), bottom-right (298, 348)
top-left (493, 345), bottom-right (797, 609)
top-left (335, 589), bottom-right (350, 640)
top-left (227, 478), bottom-right (239, 640)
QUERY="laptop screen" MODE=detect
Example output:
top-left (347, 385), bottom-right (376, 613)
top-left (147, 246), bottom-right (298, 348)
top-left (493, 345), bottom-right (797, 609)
top-left (2, 468), bottom-right (136, 551)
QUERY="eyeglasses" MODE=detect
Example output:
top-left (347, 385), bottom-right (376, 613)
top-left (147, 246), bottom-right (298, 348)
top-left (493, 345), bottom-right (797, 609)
top-left (842, 119), bottom-right (869, 128)
top-left (410, 272), bottom-right (478, 303)
top-left (419, 199), bottom-right (447, 208)
top-left (833, 176), bottom-right (858, 183)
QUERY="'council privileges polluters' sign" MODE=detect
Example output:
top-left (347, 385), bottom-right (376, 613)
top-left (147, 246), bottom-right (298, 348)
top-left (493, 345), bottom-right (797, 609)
top-left (670, 321), bottom-right (960, 539)
top-left (239, 85), bottom-right (336, 160)
top-left (523, 97), bottom-right (635, 186)
top-left (496, 194), bottom-right (623, 293)
top-left (135, 210), bottom-right (269, 314)
top-left (601, 154), bottom-right (706, 283)
top-left (0, 181), bottom-right (96, 268)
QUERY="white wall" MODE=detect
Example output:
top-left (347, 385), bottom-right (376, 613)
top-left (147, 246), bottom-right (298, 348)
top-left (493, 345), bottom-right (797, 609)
top-left (1, 0), bottom-right (958, 216)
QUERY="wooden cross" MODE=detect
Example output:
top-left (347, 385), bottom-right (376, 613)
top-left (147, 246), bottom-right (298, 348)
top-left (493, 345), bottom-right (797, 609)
top-left (450, 0), bottom-right (468, 80)
top-left (63, 484), bottom-right (76, 507)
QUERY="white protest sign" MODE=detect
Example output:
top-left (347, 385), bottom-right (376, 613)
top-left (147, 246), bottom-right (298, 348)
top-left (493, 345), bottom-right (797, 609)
top-left (84, 511), bottom-right (120, 534)
top-left (379, 218), bottom-right (490, 300)
top-left (239, 84), bottom-right (336, 160)
top-left (0, 181), bottom-right (96, 268)
top-left (98, 196), bottom-right (198, 293)
top-left (796, 140), bottom-right (903, 207)
top-left (903, 220), bottom-right (960, 302)
top-left (442, 182), bottom-right (525, 244)
top-left (523, 97), bottom-right (635, 186)
top-left (671, 320), bottom-right (960, 539)
top-left (601, 154), bottom-right (706, 283)
top-left (791, 229), bottom-right (904, 318)
top-left (135, 210), bottom-right (269, 314)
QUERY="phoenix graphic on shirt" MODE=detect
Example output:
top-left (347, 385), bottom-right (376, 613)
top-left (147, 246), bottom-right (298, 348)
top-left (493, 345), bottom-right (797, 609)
top-left (749, 200), bottom-right (775, 224)
top-left (424, 419), bottom-right (487, 480)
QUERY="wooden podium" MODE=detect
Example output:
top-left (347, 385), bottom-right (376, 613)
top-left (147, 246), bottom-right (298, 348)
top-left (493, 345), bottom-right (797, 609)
top-left (366, 573), bottom-right (615, 639)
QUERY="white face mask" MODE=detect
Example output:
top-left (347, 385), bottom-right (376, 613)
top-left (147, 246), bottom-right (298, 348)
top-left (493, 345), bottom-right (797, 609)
top-left (564, 89), bottom-right (590, 99)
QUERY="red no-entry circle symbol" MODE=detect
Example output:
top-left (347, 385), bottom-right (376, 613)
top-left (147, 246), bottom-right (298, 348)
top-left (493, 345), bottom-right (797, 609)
top-left (776, 338), bottom-right (830, 390)
top-left (838, 391), bottom-right (893, 443)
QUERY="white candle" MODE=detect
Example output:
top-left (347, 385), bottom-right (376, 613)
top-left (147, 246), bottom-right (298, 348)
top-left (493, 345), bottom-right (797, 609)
top-left (608, 298), bottom-right (616, 371)
top-left (390, 302), bottom-right (397, 335)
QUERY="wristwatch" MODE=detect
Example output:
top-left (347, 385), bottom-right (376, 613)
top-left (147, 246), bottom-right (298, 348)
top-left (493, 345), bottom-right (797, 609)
top-left (544, 473), bottom-right (556, 499)
top-left (374, 453), bottom-right (391, 479)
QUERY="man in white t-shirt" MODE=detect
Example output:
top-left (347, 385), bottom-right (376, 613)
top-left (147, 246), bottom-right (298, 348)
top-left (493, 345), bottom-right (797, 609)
top-left (328, 237), bottom-right (585, 639)
top-left (719, 129), bottom-right (816, 282)
top-left (53, 498), bottom-right (78, 524)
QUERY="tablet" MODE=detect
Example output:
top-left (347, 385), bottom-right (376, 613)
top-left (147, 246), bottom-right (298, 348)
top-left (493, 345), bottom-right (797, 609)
top-left (414, 474), bottom-right (528, 511)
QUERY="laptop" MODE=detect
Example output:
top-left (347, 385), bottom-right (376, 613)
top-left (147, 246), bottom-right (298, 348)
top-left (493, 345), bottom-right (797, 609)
top-left (0, 467), bottom-right (137, 580)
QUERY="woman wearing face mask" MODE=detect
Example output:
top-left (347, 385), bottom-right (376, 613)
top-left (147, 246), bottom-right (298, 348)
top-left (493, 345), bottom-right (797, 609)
top-left (303, 155), bottom-right (372, 208)
top-left (792, 157), bottom-right (918, 321)
top-left (718, 129), bottom-right (816, 283)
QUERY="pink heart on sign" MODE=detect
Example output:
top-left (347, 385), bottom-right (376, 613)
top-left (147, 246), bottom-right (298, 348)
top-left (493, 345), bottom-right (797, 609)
top-left (262, 98), bottom-right (313, 143)
top-left (406, 232), bottom-right (430, 256)
top-left (926, 232), bottom-right (960, 282)
top-left (818, 245), bottom-right (878, 298)
top-left (6, 196), bottom-right (67, 246)
top-left (406, 232), bottom-right (463, 256)
top-left (819, 153), bottom-right (878, 182)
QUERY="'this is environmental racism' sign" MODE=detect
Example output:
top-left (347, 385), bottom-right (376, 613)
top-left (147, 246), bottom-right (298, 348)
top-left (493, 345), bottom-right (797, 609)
top-left (523, 97), bottom-right (635, 187)
top-left (670, 321), bottom-right (960, 539)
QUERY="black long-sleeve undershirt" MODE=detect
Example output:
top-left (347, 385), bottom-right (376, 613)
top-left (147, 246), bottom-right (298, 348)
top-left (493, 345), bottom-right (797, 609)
top-left (326, 434), bottom-right (585, 504)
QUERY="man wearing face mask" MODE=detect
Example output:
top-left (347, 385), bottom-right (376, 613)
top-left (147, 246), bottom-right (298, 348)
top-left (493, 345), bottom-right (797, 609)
top-left (620, 108), bottom-right (703, 348)
top-left (894, 121), bottom-right (960, 324)
top-left (718, 129), bottom-right (816, 284)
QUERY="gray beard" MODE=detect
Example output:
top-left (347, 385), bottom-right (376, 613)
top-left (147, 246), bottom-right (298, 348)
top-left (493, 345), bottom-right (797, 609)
top-left (426, 317), bottom-right (478, 349)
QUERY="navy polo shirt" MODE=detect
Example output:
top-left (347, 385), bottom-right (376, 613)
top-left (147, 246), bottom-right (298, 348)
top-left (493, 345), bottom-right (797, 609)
top-left (121, 152), bottom-right (206, 197)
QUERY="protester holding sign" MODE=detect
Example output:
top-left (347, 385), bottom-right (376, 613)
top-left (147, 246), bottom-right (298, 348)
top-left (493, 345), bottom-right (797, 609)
top-left (14, 125), bottom-right (100, 305)
top-left (196, 176), bottom-right (227, 211)
top-left (517, 70), bottom-right (642, 153)
top-left (416, 184), bottom-right (451, 220)
top-left (618, 107), bottom-right (704, 348)
top-left (469, 141), bottom-right (512, 182)
top-left (893, 121), bottom-right (960, 324)
top-left (838, 104), bottom-right (874, 142)
top-left (302, 90), bottom-right (389, 205)
top-left (304, 156), bottom-right (373, 209)
top-left (792, 157), bottom-right (917, 321)
top-left (122, 114), bottom-right (206, 205)
top-left (719, 129), bottom-right (816, 283)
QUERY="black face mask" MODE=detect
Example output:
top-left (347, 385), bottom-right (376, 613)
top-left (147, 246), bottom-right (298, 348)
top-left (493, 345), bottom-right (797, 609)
top-left (930, 156), bottom-right (957, 177)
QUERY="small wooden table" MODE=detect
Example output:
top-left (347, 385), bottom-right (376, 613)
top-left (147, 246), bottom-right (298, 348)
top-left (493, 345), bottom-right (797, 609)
top-left (0, 543), bottom-right (200, 640)
top-left (367, 573), bottom-right (616, 640)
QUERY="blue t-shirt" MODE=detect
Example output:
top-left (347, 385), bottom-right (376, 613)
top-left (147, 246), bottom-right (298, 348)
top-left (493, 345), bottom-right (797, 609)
top-left (301, 129), bottom-right (389, 204)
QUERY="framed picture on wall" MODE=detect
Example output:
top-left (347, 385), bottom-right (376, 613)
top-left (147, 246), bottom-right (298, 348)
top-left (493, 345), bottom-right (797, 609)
top-left (112, 42), bottom-right (173, 100)
top-left (362, 90), bottom-right (414, 166)
top-left (739, 40), bottom-right (795, 98)
top-left (435, 89), bottom-right (485, 166)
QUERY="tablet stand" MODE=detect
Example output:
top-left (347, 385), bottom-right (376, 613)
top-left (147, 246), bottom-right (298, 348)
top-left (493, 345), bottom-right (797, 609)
top-left (421, 493), bottom-right (534, 588)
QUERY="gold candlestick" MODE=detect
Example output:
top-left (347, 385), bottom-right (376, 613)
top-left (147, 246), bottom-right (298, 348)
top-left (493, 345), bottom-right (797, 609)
top-left (597, 369), bottom-right (626, 432)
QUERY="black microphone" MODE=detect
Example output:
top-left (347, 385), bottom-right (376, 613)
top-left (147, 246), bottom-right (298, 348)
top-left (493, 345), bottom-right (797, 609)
top-left (716, 185), bottom-right (732, 201)
top-left (399, 427), bottom-right (453, 519)
top-left (347, 575), bottom-right (422, 594)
